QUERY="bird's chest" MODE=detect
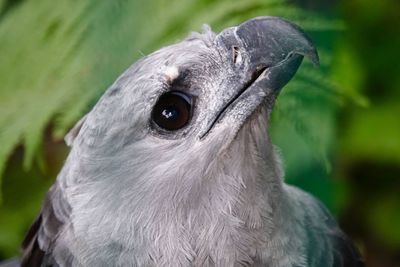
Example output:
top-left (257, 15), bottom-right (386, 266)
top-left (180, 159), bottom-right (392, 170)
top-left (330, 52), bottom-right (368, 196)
top-left (132, 209), bottom-right (269, 266)
top-left (64, 204), bottom-right (270, 267)
top-left (61, 163), bottom-right (283, 266)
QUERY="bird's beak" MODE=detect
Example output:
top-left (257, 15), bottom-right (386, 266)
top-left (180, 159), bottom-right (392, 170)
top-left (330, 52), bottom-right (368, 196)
top-left (215, 16), bottom-right (319, 94)
top-left (200, 17), bottom-right (318, 139)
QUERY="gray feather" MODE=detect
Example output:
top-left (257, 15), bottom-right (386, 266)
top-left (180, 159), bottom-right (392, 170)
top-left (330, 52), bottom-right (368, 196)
top-left (17, 17), bottom-right (364, 267)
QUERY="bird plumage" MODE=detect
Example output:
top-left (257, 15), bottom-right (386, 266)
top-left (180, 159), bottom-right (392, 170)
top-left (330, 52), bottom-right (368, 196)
top-left (2, 17), bottom-right (365, 267)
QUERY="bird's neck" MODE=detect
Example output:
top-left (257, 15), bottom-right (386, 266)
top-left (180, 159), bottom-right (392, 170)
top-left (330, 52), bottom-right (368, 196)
top-left (166, 118), bottom-right (286, 265)
top-left (206, 120), bottom-right (284, 228)
top-left (62, 112), bottom-right (286, 266)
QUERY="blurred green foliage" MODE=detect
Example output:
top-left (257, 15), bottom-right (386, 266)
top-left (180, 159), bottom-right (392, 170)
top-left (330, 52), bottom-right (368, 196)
top-left (0, 0), bottom-right (399, 265)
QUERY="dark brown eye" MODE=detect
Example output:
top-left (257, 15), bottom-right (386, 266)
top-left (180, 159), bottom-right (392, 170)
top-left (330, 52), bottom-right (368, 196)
top-left (152, 91), bottom-right (193, 131)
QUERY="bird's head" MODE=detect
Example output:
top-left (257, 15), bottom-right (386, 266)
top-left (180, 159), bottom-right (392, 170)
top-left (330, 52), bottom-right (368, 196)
top-left (65, 17), bottom-right (318, 195)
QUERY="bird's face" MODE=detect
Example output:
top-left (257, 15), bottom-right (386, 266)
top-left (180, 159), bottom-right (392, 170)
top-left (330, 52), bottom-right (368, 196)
top-left (70, 17), bottom-right (317, 183)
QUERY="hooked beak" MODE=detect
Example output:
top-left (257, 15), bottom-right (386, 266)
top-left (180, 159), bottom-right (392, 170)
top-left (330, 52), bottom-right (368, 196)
top-left (200, 16), bottom-right (318, 139)
top-left (216, 16), bottom-right (319, 93)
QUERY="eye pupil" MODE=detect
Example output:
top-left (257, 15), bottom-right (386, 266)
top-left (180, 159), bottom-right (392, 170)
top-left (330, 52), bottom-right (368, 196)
top-left (152, 91), bottom-right (192, 131)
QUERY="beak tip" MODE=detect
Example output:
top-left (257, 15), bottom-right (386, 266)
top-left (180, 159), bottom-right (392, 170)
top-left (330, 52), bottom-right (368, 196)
top-left (308, 48), bottom-right (320, 67)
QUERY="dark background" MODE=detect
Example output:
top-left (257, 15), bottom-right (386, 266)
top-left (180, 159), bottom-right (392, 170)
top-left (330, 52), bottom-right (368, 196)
top-left (0, 0), bottom-right (399, 266)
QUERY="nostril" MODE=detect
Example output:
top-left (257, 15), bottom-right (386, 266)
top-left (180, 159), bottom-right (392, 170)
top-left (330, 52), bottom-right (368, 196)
top-left (232, 46), bottom-right (241, 64)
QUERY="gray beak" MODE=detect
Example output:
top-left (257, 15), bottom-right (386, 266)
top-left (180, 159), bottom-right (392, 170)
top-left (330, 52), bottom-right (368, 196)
top-left (200, 17), bottom-right (319, 138)
top-left (215, 16), bottom-right (319, 94)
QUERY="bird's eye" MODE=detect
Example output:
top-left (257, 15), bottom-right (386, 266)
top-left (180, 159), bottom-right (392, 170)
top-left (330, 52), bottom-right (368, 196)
top-left (152, 91), bottom-right (193, 131)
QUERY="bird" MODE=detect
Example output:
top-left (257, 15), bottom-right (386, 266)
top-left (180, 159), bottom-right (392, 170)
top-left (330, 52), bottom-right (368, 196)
top-left (1, 16), bottom-right (365, 267)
